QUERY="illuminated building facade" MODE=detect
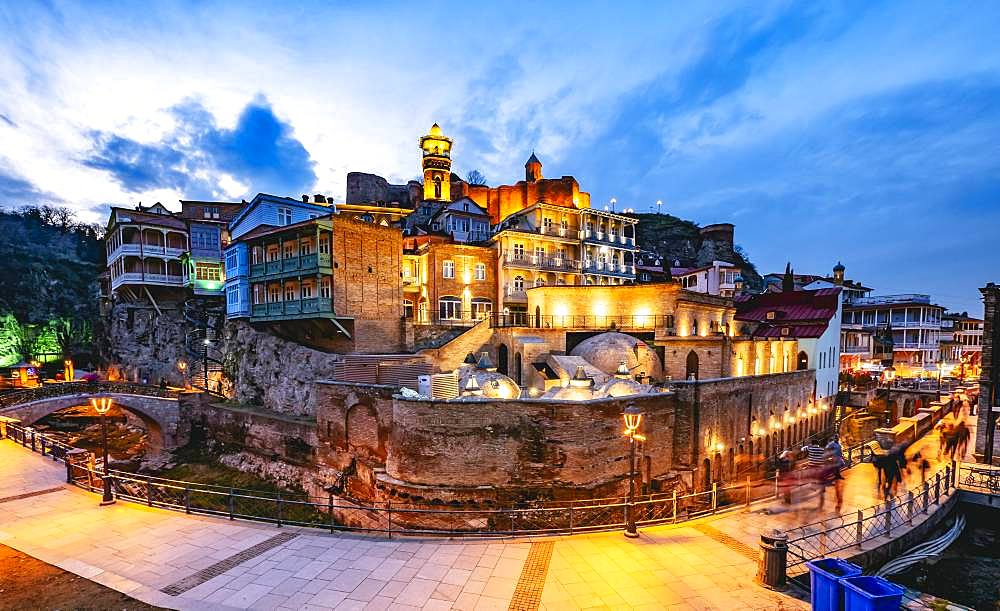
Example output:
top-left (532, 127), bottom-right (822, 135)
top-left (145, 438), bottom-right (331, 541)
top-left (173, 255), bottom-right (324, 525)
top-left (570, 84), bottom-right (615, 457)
top-left (105, 203), bottom-right (190, 300)
top-left (401, 235), bottom-right (496, 324)
top-left (177, 200), bottom-right (242, 296)
top-left (842, 294), bottom-right (944, 375)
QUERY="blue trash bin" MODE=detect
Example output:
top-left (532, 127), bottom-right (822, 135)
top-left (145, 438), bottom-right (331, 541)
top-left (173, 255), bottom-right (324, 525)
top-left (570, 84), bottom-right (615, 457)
top-left (841, 576), bottom-right (904, 611)
top-left (805, 558), bottom-right (864, 611)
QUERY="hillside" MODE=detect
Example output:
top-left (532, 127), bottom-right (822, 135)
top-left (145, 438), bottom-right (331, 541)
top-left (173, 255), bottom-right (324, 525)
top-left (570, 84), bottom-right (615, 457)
top-left (632, 212), bottom-right (763, 290)
top-left (0, 206), bottom-right (104, 365)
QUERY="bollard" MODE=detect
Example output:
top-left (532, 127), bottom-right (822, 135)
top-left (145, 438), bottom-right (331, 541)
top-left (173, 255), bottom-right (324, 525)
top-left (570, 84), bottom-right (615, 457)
top-left (757, 530), bottom-right (788, 590)
top-left (856, 509), bottom-right (864, 547)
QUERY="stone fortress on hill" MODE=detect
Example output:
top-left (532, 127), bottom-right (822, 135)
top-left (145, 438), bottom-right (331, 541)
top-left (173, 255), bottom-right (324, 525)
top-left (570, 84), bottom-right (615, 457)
top-left (101, 124), bottom-right (844, 528)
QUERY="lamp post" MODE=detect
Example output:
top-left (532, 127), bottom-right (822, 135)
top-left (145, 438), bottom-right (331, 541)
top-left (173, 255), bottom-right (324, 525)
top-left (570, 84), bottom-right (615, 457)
top-left (622, 402), bottom-right (645, 538)
top-left (90, 397), bottom-right (116, 505)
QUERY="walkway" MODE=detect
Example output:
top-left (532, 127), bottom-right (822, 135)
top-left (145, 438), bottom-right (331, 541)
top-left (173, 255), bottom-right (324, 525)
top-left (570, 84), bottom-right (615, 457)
top-left (0, 413), bottom-right (975, 610)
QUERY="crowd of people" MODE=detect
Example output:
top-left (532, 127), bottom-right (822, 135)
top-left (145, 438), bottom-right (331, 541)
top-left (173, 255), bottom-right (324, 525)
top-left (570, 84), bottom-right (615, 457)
top-left (772, 405), bottom-right (972, 514)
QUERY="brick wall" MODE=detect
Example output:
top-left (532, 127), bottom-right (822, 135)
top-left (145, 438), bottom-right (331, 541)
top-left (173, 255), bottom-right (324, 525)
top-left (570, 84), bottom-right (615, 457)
top-left (332, 217), bottom-right (401, 322)
top-left (670, 369), bottom-right (816, 489)
top-left (386, 392), bottom-right (675, 497)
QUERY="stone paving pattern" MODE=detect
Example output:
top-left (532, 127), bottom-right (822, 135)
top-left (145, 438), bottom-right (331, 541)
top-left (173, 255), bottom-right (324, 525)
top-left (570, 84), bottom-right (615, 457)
top-left (0, 413), bottom-right (973, 610)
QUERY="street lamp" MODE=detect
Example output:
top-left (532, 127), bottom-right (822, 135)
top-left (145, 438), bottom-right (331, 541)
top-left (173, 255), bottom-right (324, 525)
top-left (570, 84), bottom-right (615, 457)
top-left (90, 397), bottom-right (116, 505)
top-left (622, 402), bottom-right (645, 538)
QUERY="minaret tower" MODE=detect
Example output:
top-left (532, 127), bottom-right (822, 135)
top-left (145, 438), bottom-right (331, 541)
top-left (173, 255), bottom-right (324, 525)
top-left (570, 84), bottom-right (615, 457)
top-left (419, 123), bottom-right (453, 202)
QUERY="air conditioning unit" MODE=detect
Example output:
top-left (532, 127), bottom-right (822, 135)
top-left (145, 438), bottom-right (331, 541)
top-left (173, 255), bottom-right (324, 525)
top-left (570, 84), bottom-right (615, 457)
top-left (417, 372), bottom-right (459, 400)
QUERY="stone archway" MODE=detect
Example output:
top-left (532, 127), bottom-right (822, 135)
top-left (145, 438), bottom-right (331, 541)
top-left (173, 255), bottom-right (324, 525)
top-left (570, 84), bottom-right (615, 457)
top-left (497, 344), bottom-right (509, 375)
top-left (685, 350), bottom-right (699, 380)
top-left (0, 392), bottom-right (179, 454)
top-left (797, 351), bottom-right (809, 370)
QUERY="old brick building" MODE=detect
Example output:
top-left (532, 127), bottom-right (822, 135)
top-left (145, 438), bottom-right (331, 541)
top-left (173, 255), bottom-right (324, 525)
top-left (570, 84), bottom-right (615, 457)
top-left (401, 235), bottom-right (497, 324)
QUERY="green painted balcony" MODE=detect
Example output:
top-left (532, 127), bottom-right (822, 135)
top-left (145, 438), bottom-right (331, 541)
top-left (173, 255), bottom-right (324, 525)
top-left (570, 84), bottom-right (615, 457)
top-left (249, 253), bottom-right (331, 280)
top-left (251, 297), bottom-right (334, 321)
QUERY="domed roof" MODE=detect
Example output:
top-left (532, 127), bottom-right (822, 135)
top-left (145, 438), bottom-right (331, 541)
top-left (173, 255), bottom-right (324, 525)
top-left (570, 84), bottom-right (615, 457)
top-left (833, 261), bottom-right (845, 272)
top-left (544, 385), bottom-right (595, 401)
top-left (429, 123), bottom-right (443, 136)
top-left (599, 378), bottom-right (649, 398)
top-left (458, 370), bottom-right (520, 400)
top-left (569, 331), bottom-right (663, 380)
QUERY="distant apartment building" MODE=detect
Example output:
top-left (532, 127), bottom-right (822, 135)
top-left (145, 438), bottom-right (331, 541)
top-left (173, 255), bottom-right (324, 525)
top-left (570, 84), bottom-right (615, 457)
top-left (674, 260), bottom-right (743, 297)
top-left (842, 294), bottom-right (944, 373)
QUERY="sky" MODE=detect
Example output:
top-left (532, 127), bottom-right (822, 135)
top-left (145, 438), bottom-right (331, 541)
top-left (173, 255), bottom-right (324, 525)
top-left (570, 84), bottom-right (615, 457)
top-left (1, 1), bottom-right (998, 314)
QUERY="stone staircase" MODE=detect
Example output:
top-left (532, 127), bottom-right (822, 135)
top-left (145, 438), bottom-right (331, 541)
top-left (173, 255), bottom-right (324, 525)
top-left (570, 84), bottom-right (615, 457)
top-left (417, 318), bottom-right (494, 372)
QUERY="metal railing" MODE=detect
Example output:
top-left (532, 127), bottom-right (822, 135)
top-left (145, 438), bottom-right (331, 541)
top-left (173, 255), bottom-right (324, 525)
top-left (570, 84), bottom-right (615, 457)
top-left (959, 464), bottom-right (1000, 495)
top-left (3, 421), bottom-right (789, 537)
top-left (491, 313), bottom-right (675, 330)
top-left (783, 463), bottom-right (959, 576)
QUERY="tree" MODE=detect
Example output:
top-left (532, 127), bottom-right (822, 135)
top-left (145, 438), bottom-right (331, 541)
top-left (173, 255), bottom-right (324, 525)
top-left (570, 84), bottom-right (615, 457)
top-left (466, 169), bottom-right (488, 186)
top-left (52, 317), bottom-right (92, 358)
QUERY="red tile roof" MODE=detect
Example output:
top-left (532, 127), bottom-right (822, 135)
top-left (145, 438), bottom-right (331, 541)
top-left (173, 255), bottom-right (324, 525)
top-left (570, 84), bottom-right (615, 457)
top-left (735, 288), bottom-right (840, 339)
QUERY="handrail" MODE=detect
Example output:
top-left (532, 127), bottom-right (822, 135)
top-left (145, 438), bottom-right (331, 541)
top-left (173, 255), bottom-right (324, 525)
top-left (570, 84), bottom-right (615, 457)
top-left (3, 421), bottom-right (786, 537)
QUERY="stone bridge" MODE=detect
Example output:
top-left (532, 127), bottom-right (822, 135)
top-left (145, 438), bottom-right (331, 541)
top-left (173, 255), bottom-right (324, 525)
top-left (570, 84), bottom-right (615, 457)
top-left (0, 382), bottom-right (186, 454)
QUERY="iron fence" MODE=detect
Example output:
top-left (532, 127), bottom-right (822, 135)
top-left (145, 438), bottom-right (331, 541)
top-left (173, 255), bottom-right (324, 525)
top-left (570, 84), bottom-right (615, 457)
top-left (959, 464), bottom-right (1000, 495)
top-left (491, 313), bottom-right (676, 331)
top-left (4, 421), bottom-right (791, 537)
top-left (783, 463), bottom-right (959, 576)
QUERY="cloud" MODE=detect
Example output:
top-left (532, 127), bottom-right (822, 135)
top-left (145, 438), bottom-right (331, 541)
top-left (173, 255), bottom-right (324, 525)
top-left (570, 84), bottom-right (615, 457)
top-left (0, 157), bottom-right (60, 206)
top-left (83, 96), bottom-right (316, 200)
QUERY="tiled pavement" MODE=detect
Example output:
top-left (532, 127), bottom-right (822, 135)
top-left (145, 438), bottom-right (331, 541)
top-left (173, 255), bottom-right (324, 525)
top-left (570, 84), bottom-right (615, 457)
top-left (9, 408), bottom-right (973, 611)
top-left (1, 408), bottom-right (973, 611)
top-left (0, 441), bottom-right (804, 610)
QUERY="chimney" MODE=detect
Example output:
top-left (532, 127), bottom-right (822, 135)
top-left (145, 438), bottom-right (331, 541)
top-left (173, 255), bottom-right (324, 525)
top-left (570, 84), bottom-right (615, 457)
top-left (302, 195), bottom-right (309, 203)
top-left (314, 194), bottom-right (326, 204)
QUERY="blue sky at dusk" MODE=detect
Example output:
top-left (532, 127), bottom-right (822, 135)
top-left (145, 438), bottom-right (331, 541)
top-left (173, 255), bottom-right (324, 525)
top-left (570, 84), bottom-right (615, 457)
top-left (1, 1), bottom-right (998, 314)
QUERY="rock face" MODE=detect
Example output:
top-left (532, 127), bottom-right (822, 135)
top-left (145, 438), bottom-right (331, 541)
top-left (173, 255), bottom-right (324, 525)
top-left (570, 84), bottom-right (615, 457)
top-left (106, 303), bottom-right (190, 386)
top-left (220, 320), bottom-right (341, 417)
top-left (634, 213), bottom-right (763, 290)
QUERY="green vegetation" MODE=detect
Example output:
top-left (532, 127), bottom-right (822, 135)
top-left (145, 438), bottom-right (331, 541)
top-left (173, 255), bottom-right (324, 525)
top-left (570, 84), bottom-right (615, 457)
top-left (0, 206), bottom-right (103, 367)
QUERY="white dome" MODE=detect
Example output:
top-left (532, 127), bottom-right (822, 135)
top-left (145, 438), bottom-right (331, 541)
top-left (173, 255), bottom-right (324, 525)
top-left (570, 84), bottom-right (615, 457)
top-left (570, 332), bottom-right (663, 380)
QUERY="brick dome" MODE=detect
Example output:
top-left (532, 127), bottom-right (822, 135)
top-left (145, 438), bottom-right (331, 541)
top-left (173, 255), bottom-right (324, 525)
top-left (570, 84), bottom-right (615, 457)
top-left (569, 332), bottom-right (663, 380)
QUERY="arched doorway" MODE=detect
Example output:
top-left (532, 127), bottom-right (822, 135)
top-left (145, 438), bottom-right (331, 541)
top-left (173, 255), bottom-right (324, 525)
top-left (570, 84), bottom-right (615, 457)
top-left (686, 350), bottom-right (699, 380)
top-left (514, 352), bottom-right (522, 385)
top-left (497, 344), bottom-right (509, 375)
top-left (797, 351), bottom-right (809, 370)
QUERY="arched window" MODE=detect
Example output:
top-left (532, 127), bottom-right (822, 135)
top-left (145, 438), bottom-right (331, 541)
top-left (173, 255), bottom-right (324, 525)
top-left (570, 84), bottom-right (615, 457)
top-left (686, 350), bottom-right (699, 380)
top-left (433, 175), bottom-right (442, 198)
top-left (691, 319), bottom-right (699, 336)
top-left (513, 276), bottom-right (525, 292)
top-left (438, 296), bottom-right (461, 320)
top-left (514, 352), bottom-right (522, 385)
top-left (534, 277), bottom-right (545, 287)
top-left (797, 351), bottom-right (809, 370)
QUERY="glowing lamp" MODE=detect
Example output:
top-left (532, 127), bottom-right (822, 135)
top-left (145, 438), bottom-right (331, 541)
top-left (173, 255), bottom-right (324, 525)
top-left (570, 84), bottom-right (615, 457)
top-left (91, 396), bottom-right (113, 415)
top-left (623, 403), bottom-right (643, 435)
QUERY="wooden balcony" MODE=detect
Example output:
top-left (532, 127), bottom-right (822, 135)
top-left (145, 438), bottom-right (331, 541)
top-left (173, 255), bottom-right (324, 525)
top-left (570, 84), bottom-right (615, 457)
top-left (251, 298), bottom-right (334, 321)
top-left (249, 253), bottom-right (330, 280)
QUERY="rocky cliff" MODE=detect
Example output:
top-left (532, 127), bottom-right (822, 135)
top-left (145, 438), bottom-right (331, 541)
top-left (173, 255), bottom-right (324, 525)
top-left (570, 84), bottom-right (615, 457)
top-left (220, 320), bottom-right (341, 417)
top-left (633, 213), bottom-right (762, 290)
top-left (106, 303), bottom-right (190, 385)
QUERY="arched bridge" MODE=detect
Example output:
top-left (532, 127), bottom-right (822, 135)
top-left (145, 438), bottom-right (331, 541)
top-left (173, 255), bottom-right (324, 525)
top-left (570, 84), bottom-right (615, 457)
top-left (0, 382), bottom-right (184, 453)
